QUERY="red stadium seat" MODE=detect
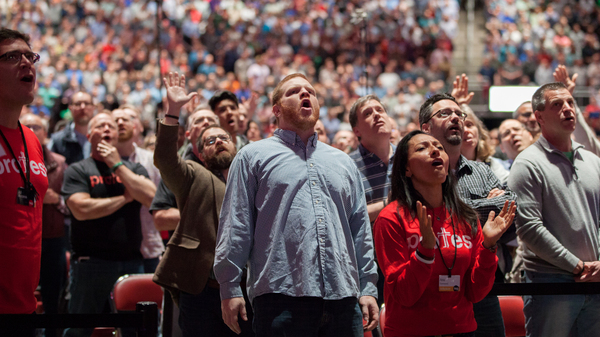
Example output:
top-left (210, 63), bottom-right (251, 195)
top-left (498, 295), bottom-right (526, 337)
top-left (111, 273), bottom-right (163, 312)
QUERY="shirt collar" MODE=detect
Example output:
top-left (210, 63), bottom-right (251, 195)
top-left (357, 142), bottom-right (396, 161)
top-left (274, 128), bottom-right (318, 148)
top-left (455, 155), bottom-right (474, 175)
top-left (537, 134), bottom-right (584, 155)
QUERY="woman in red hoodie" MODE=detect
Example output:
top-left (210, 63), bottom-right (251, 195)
top-left (374, 131), bottom-right (516, 337)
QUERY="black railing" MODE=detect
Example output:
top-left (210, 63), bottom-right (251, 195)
top-left (0, 302), bottom-right (158, 337)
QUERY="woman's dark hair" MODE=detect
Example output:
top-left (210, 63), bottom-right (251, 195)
top-left (390, 130), bottom-right (479, 235)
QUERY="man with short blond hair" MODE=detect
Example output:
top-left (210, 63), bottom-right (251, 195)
top-left (215, 73), bottom-right (379, 336)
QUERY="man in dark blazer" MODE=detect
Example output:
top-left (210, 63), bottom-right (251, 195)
top-left (153, 72), bottom-right (253, 337)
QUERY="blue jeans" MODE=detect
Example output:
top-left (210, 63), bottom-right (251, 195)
top-left (524, 271), bottom-right (600, 337)
top-left (472, 294), bottom-right (505, 337)
top-left (63, 257), bottom-right (143, 337)
top-left (178, 285), bottom-right (254, 337)
top-left (252, 294), bottom-right (364, 337)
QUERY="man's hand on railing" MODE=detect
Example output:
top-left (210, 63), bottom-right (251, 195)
top-left (576, 261), bottom-right (600, 282)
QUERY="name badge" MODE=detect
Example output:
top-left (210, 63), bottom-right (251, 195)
top-left (439, 275), bottom-right (460, 292)
top-left (16, 186), bottom-right (36, 207)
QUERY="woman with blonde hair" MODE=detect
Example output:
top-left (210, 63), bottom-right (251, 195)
top-left (460, 104), bottom-right (509, 184)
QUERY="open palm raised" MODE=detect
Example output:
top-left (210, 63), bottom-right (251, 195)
top-left (163, 72), bottom-right (198, 115)
top-left (482, 201), bottom-right (517, 249)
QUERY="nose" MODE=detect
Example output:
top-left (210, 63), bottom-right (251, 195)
top-left (19, 54), bottom-right (34, 67)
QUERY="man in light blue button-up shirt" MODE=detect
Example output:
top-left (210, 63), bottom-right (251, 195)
top-left (214, 73), bottom-right (379, 336)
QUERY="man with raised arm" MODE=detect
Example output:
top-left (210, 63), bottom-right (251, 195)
top-left (214, 73), bottom-right (379, 336)
top-left (152, 72), bottom-right (254, 337)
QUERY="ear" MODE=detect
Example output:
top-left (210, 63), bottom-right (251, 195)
top-left (272, 105), bottom-right (281, 118)
top-left (534, 110), bottom-right (543, 127)
top-left (352, 127), bottom-right (361, 138)
top-left (421, 123), bottom-right (430, 133)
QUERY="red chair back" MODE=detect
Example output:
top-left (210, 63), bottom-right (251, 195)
top-left (498, 295), bottom-right (526, 337)
top-left (111, 274), bottom-right (163, 312)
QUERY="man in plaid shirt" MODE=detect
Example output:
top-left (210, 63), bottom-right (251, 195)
top-left (420, 92), bottom-right (517, 337)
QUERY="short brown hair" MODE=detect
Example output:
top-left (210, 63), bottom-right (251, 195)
top-left (271, 73), bottom-right (310, 106)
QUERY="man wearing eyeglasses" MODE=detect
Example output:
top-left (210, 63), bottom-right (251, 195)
top-left (420, 93), bottom-right (517, 337)
top-left (0, 29), bottom-right (48, 337)
top-left (48, 91), bottom-right (95, 165)
top-left (513, 101), bottom-right (540, 141)
top-left (152, 72), bottom-right (254, 337)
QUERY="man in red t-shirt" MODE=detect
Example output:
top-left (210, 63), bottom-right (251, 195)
top-left (0, 28), bottom-right (48, 336)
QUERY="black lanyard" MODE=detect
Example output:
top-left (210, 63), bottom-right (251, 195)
top-left (0, 122), bottom-right (33, 193)
top-left (436, 211), bottom-right (457, 277)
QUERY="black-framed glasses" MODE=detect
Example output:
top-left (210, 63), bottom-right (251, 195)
top-left (424, 108), bottom-right (467, 124)
top-left (0, 51), bottom-right (40, 64)
top-left (205, 134), bottom-right (231, 145)
top-left (520, 112), bottom-right (532, 118)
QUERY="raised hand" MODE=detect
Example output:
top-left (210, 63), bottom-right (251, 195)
top-left (450, 74), bottom-right (474, 106)
top-left (163, 72), bottom-right (198, 117)
top-left (482, 200), bottom-right (516, 249)
top-left (416, 201), bottom-right (436, 250)
top-left (553, 65), bottom-right (578, 94)
top-left (241, 91), bottom-right (260, 116)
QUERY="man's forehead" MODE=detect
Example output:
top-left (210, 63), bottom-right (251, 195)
top-left (0, 39), bottom-right (31, 54)
top-left (500, 120), bottom-right (522, 133)
top-left (193, 110), bottom-right (218, 121)
top-left (92, 115), bottom-right (116, 126)
top-left (21, 115), bottom-right (42, 125)
top-left (283, 77), bottom-right (314, 91)
top-left (359, 100), bottom-right (384, 115)
top-left (72, 93), bottom-right (92, 103)
top-left (216, 99), bottom-right (237, 109)
top-left (431, 99), bottom-right (460, 112)
top-left (544, 88), bottom-right (572, 102)
top-left (203, 128), bottom-right (227, 138)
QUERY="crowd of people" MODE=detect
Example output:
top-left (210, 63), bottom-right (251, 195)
top-left (480, 0), bottom-right (600, 89)
top-left (1, 0), bottom-right (461, 147)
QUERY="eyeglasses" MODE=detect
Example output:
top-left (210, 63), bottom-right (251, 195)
top-left (205, 134), bottom-right (231, 145)
top-left (0, 51), bottom-right (40, 64)
top-left (24, 124), bottom-right (43, 131)
top-left (424, 108), bottom-right (467, 124)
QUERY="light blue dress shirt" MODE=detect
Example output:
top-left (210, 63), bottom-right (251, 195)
top-left (214, 129), bottom-right (378, 303)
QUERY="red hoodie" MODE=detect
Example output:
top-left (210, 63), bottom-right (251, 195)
top-left (373, 201), bottom-right (497, 337)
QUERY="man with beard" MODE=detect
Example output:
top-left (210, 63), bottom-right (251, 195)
top-left (49, 91), bottom-right (94, 164)
top-left (214, 73), bottom-right (379, 336)
top-left (0, 29), bottom-right (48, 337)
top-left (420, 93), bottom-right (517, 337)
top-left (112, 107), bottom-right (163, 273)
top-left (153, 72), bottom-right (253, 337)
top-left (150, 107), bottom-right (220, 233)
top-left (61, 113), bottom-right (155, 337)
top-left (208, 91), bottom-right (249, 151)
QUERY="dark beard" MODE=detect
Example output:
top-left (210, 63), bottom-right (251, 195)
top-left (446, 134), bottom-right (462, 146)
top-left (205, 151), bottom-right (234, 171)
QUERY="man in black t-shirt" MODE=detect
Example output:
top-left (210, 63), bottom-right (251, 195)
top-left (62, 113), bottom-right (156, 337)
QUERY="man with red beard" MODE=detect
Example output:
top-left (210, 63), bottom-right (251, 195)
top-left (153, 73), bottom-right (253, 337)
top-left (0, 28), bottom-right (48, 337)
top-left (61, 113), bottom-right (155, 337)
top-left (214, 73), bottom-right (379, 336)
top-left (112, 107), bottom-right (163, 273)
